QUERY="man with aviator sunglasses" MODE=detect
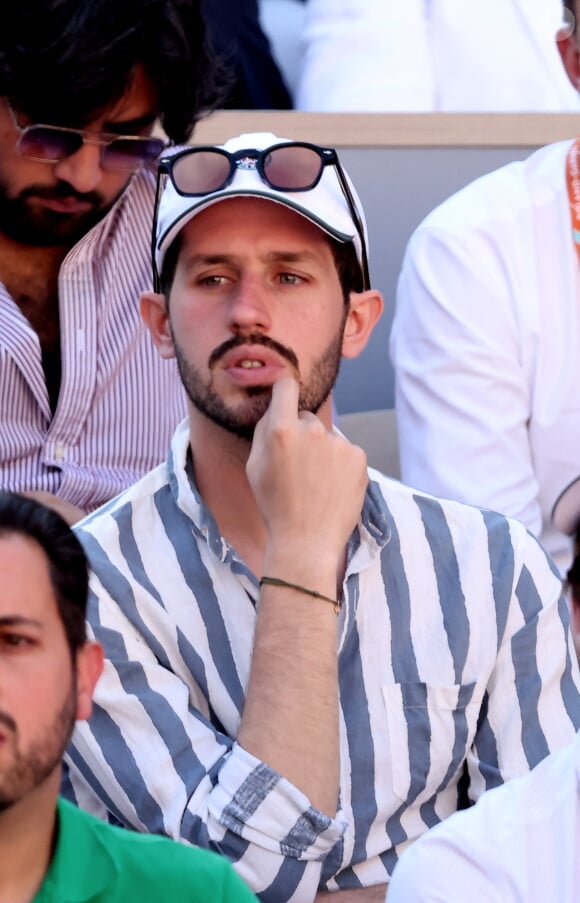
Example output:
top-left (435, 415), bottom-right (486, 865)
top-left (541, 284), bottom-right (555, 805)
top-left (0, 0), bottom-right (218, 525)
top-left (65, 132), bottom-right (580, 901)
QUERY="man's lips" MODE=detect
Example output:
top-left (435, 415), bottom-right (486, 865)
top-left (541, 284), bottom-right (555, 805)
top-left (208, 334), bottom-right (299, 373)
top-left (219, 345), bottom-right (287, 371)
top-left (219, 345), bottom-right (288, 386)
top-left (34, 196), bottom-right (93, 215)
top-left (21, 182), bottom-right (101, 216)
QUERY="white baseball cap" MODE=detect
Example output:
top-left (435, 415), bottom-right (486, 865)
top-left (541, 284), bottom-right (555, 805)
top-left (153, 131), bottom-right (369, 286)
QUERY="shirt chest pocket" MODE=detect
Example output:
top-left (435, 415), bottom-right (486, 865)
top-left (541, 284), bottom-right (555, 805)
top-left (382, 681), bottom-right (482, 803)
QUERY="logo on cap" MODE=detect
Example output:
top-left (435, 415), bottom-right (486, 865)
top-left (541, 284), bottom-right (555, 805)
top-left (236, 156), bottom-right (259, 171)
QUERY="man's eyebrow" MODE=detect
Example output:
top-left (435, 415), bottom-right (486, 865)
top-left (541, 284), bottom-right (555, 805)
top-left (0, 615), bottom-right (42, 628)
top-left (182, 250), bottom-right (321, 268)
top-left (103, 113), bottom-right (159, 135)
top-left (264, 250), bottom-right (320, 263)
top-left (181, 253), bottom-right (234, 270)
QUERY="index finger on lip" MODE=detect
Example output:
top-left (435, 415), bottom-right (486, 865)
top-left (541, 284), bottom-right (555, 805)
top-left (267, 377), bottom-right (300, 422)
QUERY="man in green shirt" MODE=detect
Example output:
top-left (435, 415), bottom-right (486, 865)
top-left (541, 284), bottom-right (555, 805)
top-left (0, 491), bottom-right (257, 903)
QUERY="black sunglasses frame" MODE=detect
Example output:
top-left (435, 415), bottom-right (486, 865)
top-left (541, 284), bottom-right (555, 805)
top-left (151, 141), bottom-right (370, 292)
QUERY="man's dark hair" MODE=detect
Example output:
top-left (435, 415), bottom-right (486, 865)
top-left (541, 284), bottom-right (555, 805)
top-left (567, 526), bottom-right (580, 609)
top-left (160, 233), bottom-right (183, 299)
top-left (328, 238), bottom-right (365, 301)
top-left (160, 233), bottom-right (364, 303)
top-left (0, 492), bottom-right (88, 658)
top-left (0, 0), bottom-right (221, 142)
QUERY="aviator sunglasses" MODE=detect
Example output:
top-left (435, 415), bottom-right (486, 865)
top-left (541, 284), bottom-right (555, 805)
top-left (151, 141), bottom-right (371, 292)
top-left (8, 103), bottom-right (166, 173)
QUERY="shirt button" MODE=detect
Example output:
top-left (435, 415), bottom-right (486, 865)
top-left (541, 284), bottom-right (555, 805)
top-left (54, 441), bottom-right (67, 462)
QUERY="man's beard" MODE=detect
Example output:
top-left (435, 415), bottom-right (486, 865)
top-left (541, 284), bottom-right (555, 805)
top-left (0, 678), bottom-right (77, 811)
top-left (0, 178), bottom-right (125, 246)
top-left (173, 315), bottom-right (347, 441)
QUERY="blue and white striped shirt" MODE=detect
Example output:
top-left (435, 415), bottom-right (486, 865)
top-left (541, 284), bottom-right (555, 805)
top-left (65, 421), bottom-right (580, 900)
top-left (0, 169), bottom-right (185, 512)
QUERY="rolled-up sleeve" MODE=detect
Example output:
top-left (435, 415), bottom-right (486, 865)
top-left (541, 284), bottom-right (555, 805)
top-left (65, 578), bottom-right (347, 902)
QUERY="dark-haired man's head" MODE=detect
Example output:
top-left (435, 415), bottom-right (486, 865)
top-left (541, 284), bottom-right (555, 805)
top-left (143, 133), bottom-right (383, 442)
top-left (0, 492), bottom-right (89, 658)
top-left (0, 0), bottom-right (217, 142)
top-left (0, 0), bottom-right (219, 248)
top-left (0, 65), bottom-right (162, 246)
top-left (0, 492), bottom-right (102, 813)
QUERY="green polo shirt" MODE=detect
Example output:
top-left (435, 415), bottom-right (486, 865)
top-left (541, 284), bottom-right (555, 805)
top-left (33, 798), bottom-right (258, 902)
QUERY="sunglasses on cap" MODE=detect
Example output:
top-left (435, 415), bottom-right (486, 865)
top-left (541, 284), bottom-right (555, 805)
top-left (8, 103), bottom-right (166, 173)
top-left (151, 141), bottom-right (370, 292)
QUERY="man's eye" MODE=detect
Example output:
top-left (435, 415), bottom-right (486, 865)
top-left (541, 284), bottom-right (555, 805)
top-left (0, 634), bottom-right (33, 649)
top-left (200, 274), bottom-right (228, 286)
top-left (278, 273), bottom-right (301, 285)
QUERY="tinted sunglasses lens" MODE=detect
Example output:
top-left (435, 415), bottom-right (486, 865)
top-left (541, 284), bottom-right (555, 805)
top-left (171, 151), bottom-right (232, 194)
top-left (102, 137), bottom-right (165, 171)
top-left (18, 126), bottom-right (82, 161)
top-left (263, 146), bottom-right (323, 190)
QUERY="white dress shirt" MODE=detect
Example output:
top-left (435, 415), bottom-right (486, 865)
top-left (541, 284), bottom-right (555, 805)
top-left (388, 732), bottom-right (580, 902)
top-left (391, 140), bottom-right (580, 574)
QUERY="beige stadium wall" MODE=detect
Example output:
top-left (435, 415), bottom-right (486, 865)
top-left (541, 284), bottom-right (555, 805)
top-left (190, 112), bottom-right (580, 414)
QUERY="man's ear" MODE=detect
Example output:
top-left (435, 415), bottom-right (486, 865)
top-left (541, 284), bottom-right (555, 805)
top-left (140, 291), bottom-right (175, 359)
top-left (557, 26), bottom-right (580, 88)
top-left (341, 289), bottom-right (384, 359)
top-left (75, 642), bottom-right (104, 722)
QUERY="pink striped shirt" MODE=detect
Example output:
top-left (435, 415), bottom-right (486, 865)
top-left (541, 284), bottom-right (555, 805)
top-left (0, 168), bottom-right (186, 512)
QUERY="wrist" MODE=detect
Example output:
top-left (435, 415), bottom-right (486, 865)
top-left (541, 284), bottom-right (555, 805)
top-left (263, 540), bottom-right (343, 577)
top-left (260, 576), bottom-right (342, 614)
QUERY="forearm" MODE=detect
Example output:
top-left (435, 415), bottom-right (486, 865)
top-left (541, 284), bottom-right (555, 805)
top-left (241, 380), bottom-right (367, 817)
top-left (239, 545), bottom-right (340, 816)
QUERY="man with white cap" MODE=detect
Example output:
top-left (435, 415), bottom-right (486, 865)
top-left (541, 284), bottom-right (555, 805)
top-left (64, 133), bottom-right (580, 902)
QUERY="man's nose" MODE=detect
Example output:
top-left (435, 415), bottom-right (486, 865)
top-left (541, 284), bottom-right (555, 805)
top-left (52, 142), bottom-right (106, 195)
top-left (227, 275), bottom-right (272, 334)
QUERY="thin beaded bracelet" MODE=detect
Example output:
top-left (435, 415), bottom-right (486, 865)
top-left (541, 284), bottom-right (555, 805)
top-left (259, 576), bottom-right (342, 614)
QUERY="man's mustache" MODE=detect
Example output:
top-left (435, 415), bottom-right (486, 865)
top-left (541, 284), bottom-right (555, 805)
top-left (208, 333), bottom-right (299, 371)
top-left (20, 182), bottom-right (102, 206)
